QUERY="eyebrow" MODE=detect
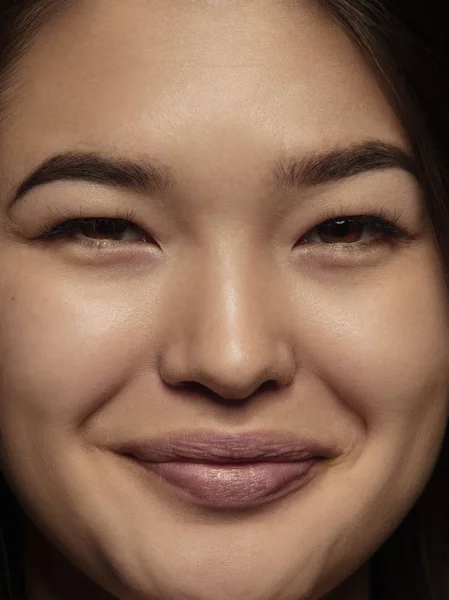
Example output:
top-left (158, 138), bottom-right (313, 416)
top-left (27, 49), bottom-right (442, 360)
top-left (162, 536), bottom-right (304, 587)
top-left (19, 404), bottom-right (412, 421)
top-left (8, 140), bottom-right (417, 208)
top-left (9, 152), bottom-right (175, 209)
top-left (274, 140), bottom-right (417, 189)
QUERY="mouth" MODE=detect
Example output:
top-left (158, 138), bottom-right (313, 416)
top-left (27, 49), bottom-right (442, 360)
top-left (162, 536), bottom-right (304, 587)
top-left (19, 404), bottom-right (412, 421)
top-left (116, 431), bottom-right (335, 509)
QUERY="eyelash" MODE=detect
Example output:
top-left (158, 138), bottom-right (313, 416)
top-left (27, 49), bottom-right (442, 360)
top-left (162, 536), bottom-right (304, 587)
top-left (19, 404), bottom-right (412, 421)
top-left (37, 204), bottom-right (412, 250)
top-left (295, 204), bottom-right (412, 251)
top-left (39, 208), bottom-right (147, 243)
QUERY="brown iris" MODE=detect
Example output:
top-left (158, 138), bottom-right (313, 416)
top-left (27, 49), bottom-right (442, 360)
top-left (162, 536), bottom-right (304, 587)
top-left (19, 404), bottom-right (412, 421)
top-left (77, 218), bottom-right (144, 241)
top-left (313, 218), bottom-right (365, 244)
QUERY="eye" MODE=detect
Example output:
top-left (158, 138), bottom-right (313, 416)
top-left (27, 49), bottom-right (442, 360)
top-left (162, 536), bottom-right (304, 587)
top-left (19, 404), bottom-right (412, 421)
top-left (40, 217), bottom-right (153, 244)
top-left (296, 214), bottom-right (410, 249)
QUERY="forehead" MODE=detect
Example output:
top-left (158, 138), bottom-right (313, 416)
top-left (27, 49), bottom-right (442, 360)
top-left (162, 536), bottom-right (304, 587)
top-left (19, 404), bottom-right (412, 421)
top-left (2, 0), bottom-right (406, 183)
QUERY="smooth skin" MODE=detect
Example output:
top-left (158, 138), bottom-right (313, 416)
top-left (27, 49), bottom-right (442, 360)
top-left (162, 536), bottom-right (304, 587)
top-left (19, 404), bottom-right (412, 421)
top-left (0, 1), bottom-right (449, 599)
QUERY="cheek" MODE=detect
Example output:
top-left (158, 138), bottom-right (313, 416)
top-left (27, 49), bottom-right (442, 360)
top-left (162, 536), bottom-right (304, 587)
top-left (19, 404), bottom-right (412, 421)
top-left (0, 261), bottom-right (156, 429)
top-left (1, 243), bottom-right (448, 446)
top-left (298, 255), bottom-right (449, 431)
top-left (1, 244), bottom-right (448, 430)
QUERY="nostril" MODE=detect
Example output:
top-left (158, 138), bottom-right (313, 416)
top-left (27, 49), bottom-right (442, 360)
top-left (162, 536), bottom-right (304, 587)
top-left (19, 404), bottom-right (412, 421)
top-left (181, 381), bottom-right (246, 403)
top-left (258, 380), bottom-right (280, 393)
top-left (175, 379), bottom-right (281, 404)
top-left (181, 381), bottom-right (218, 398)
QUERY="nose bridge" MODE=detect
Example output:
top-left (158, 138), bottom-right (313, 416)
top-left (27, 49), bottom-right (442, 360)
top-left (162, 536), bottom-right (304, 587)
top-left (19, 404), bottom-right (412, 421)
top-left (160, 242), bottom-right (296, 400)
top-left (201, 245), bottom-right (267, 354)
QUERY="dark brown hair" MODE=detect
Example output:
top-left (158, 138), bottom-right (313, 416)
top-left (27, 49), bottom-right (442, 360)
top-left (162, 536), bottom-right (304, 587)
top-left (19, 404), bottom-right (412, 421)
top-left (0, 1), bottom-right (448, 599)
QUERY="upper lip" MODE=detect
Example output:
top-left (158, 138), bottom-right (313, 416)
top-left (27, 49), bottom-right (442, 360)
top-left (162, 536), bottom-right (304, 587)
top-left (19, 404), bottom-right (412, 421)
top-left (116, 431), bottom-right (337, 464)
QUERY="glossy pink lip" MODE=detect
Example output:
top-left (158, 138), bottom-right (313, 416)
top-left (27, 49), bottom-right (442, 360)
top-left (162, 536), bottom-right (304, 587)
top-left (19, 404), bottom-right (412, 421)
top-left (134, 458), bottom-right (321, 508)
top-left (116, 431), bottom-right (335, 509)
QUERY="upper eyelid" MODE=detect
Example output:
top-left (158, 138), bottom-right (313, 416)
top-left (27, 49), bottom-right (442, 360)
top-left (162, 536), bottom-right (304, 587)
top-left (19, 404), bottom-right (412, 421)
top-left (9, 185), bottom-right (422, 243)
top-left (42, 213), bottom-right (401, 240)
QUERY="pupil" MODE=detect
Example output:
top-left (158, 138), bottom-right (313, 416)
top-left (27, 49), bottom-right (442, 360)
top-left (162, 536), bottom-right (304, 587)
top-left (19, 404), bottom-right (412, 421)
top-left (84, 219), bottom-right (128, 240)
top-left (320, 219), bottom-right (361, 243)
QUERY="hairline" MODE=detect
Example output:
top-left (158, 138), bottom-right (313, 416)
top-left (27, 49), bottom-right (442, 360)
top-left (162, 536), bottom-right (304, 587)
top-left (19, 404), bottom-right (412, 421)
top-left (0, 0), bottom-right (68, 131)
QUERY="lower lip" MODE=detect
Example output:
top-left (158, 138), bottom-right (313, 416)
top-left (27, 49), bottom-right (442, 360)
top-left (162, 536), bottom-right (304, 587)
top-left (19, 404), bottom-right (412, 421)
top-left (131, 458), bottom-right (321, 509)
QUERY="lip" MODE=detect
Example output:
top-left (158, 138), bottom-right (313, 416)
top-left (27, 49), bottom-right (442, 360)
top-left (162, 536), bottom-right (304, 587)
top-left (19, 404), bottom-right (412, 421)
top-left (133, 458), bottom-right (322, 509)
top-left (116, 431), bottom-right (336, 463)
top-left (116, 431), bottom-right (335, 509)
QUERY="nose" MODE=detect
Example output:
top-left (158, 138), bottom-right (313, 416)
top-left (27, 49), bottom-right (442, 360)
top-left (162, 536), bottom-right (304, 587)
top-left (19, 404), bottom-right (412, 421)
top-left (159, 249), bottom-right (297, 402)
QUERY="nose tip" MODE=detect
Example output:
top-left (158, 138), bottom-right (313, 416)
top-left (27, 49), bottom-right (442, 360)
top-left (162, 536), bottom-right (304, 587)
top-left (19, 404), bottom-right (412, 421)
top-left (159, 338), bottom-right (296, 402)
top-left (157, 249), bottom-right (296, 403)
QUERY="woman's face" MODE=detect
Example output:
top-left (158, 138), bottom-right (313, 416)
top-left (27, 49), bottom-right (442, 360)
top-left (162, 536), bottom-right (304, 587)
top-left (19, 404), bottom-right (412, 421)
top-left (0, 1), bottom-right (449, 599)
